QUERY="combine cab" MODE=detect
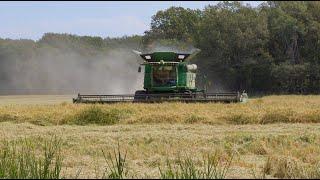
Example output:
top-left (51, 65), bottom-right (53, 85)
top-left (73, 50), bottom-right (248, 103)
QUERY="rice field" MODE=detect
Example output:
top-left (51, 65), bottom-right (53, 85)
top-left (1, 95), bottom-right (320, 178)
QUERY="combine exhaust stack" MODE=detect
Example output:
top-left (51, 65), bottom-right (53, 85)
top-left (73, 50), bottom-right (248, 104)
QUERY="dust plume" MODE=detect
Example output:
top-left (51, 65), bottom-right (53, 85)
top-left (0, 44), bottom-right (144, 95)
top-left (0, 37), bottom-right (228, 95)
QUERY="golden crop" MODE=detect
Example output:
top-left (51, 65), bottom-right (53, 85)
top-left (1, 95), bottom-right (320, 125)
top-left (1, 95), bottom-right (320, 178)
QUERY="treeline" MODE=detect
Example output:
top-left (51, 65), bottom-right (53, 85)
top-left (143, 1), bottom-right (320, 94)
top-left (1, 1), bottom-right (320, 94)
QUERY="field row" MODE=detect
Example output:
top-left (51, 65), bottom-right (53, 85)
top-left (1, 95), bottom-right (320, 125)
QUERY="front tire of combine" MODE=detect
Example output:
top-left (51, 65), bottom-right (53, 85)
top-left (134, 90), bottom-right (146, 102)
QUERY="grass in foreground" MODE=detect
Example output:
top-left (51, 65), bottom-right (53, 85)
top-left (159, 151), bottom-right (233, 179)
top-left (251, 155), bottom-right (320, 179)
top-left (1, 123), bottom-right (320, 178)
top-left (0, 136), bottom-right (63, 179)
top-left (3, 134), bottom-right (320, 179)
top-left (0, 136), bottom-right (234, 179)
top-left (101, 143), bottom-right (128, 179)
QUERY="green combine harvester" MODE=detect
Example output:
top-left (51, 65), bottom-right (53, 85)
top-left (73, 50), bottom-right (248, 103)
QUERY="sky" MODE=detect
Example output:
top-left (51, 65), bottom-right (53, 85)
top-left (0, 1), bottom-right (263, 40)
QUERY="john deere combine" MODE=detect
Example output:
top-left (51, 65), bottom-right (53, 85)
top-left (73, 50), bottom-right (248, 103)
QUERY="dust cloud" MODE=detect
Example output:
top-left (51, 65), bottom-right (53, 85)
top-left (0, 48), bottom-right (145, 95)
top-left (0, 39), bottom-right (228, 95)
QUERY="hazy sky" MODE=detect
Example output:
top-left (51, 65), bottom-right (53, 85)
top-left (0, 1), bottom-right (263, 40)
